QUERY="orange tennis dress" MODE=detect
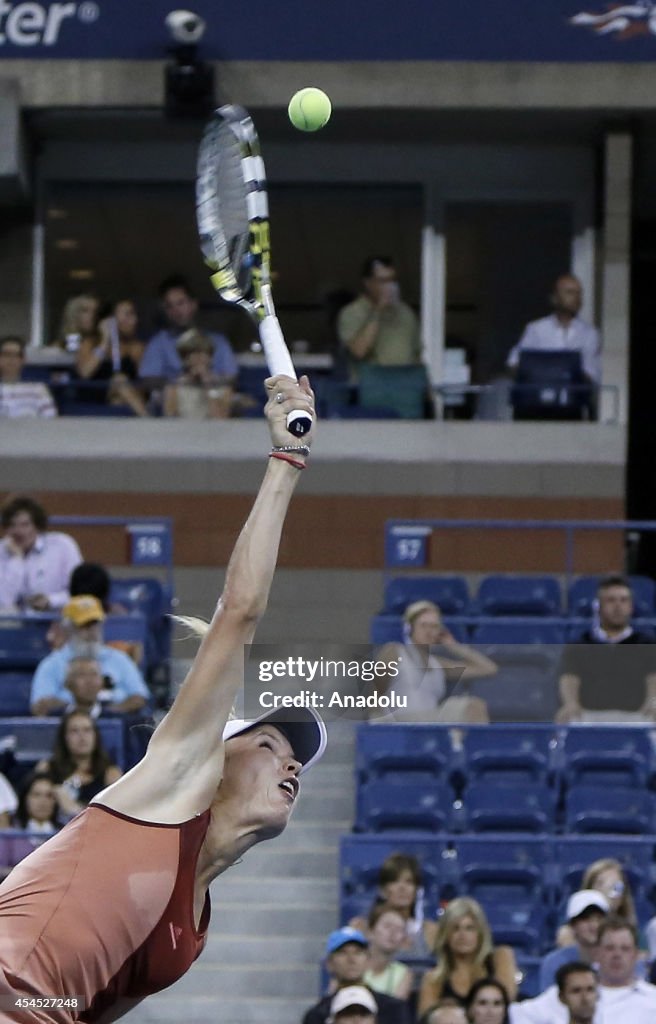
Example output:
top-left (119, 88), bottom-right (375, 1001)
top-left (0, 804), bottom-right (211, 1023)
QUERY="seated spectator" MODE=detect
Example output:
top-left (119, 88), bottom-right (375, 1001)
top-left (556, 575), bottom-right (656, 723)
top-left (329, 986), bottom-right (379, 1024)
top-left (420, 1001), bottom-right (467, 1024)
top-left (30, 595), bottom-right (150, 717)
top-left (58, 656), bottom-right (108, 717)
top-left (0, 335), bottom-right (57, 418)
top-left (465, 979), bottom-right (510, 1024)
top-left (13, 771), bottom-right (60, 834)
top-left (163, 329), bottom-right (235, 419)
top-left (139, 275), bottom-right (238, 387)
top-left (68, 562), bottom-right (142, 664)
top-left (511, 918), bottom-right (656, 1024)
top-left (337, 257), bottom-right (422, 374)
top-left (104, 298), bottom-right (147, 376)
top-left (302, 927), bottom-right (411, 1024)
top-left (35, 709), bottom-right (122, 821)
top-left (54, 293), bottom-right (101, 355)
top-left (506, 274), bottom-right (600, 385)
top-left (418, 897), bottom-right (517, 1016)
top-left (541, 890), bottom-right (609, 992)
top-left (375, 601), bottom-right (496, 723)
top-left (364, 904), bottom-right (414, 1002)
top-left (0, 771), bottom-right (18, 828)
top-left (349, 852), bottom-right (437, 958)
top-left (555, 963), bottom-right (598, 1024)
top-left (0, 495), bottom-right (82, 612)
top-left (557, 861), bottom-right (636, 949)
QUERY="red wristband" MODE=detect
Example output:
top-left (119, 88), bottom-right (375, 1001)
top-left (269, 452), bottom-right (306, 470)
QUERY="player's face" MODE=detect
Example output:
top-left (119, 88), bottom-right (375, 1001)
top-left (163, 287), bottom-right (198, 329)
top-left (220, 725), bottom-right (302, 838)
top-left (328, 942), bottom-right (368, 983)
top-left (448, 914), bottom-right (480, 956)
top-left (597, 928), bottom-right (637, 986)
top-left (6, 511), bottom-right (39, 552)
top-left (468, 985), bottom-right (506, 1024)
top-left (371, 910), bottom-right (407, 954)
top-left (410, 609), bottom-right (442, 646)
top-left (65, 713), bottom-right (97, 757)
top-left (559, 972), bottom-right (597, 1023)
top-left (381, 868), bottom-right (416, 911)
top-left (598, 586), bottom-right (632, 629)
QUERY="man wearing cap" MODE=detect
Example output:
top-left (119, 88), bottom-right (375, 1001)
top-left (30, 595), bottom-right (150, 717)
top-left (328, 985), bottom-right (378, 1023)
top-left (540, 890), bottom-right (609, 991)
top-left (302, 928), bottom-right (411, 1024)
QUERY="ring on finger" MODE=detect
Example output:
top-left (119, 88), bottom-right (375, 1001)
top-left (275, 392), bottom-right (285, 404)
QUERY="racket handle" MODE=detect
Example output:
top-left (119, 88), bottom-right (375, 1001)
top-left (259, 314), bottom-right (313, 437)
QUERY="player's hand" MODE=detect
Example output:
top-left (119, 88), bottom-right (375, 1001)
top-left (264, 374), bottom-right (315, 451)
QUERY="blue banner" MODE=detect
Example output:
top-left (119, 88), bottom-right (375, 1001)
top-left (1, 1), bottom-right (656, 60)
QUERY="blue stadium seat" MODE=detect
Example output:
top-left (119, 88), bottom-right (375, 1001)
top-left (103, 614), bottom-right (148, 669)
top-left (0, 616), bottom-right (52, 670)
top-left (383, 576), bottom-right (471, 616)
top-left (0, 717), bottom-right (126, 770)
top-left (462, 780), bottom-right (556, 833)
top-left (562, 726), bottom-right (655, 786)
top-left (477, 576), bottom-right (561, 616)
top-left (471, 621), bottom-right (566, 646)
top-left (340, 835), bottom-right (447, 906)
top-left (467, 642), bottom-right (561, 723)
top-left (567, 575), bottom-right (656, 618)
top-left (480, 901), bottom-right (547, 956)
top-left (462, 725), bottom-right (555, 782)
top-left (553, 836), bottom-right (655, 900)
top-left (356, 779), bottom-right (454, 833)
top-left (453, 836), bottom-right (552, 902)
top-left (356, 724), bottom-right (458, 783)
top-left (516, 956), bottom-right (543, 999)
top-left (0, 673), bottom-right (33, 716)
top-left (109, 577), bottom-right (172, 668)
top-left (370, 615), bottom-right (404, 646)
top-left (565, 784), bottom-right (655, 835)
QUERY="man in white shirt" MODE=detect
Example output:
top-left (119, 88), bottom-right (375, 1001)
top-left (0, 496), bottom-right (82, 612)
top-left (510, 918), bottom-right (656, 1024)
top-left (0, 335), bottom-right (57, 418)
top-left (506, 274), bottom-right (601, 384)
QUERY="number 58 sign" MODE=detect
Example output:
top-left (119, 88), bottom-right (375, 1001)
top-left (127, 523), bottom-right (172, 566)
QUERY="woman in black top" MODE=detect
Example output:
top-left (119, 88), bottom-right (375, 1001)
top-left (36, 710), bottom-right (122, 820)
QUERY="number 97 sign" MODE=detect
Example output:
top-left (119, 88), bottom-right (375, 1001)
top-left (385, 525), bottom-right (431, 568)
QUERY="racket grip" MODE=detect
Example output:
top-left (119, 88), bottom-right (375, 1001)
top-left (259, 314), bottom-right (313, 437)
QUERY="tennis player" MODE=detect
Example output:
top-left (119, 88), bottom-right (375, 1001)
top-left (0, 374), bottom-right (323, 1023)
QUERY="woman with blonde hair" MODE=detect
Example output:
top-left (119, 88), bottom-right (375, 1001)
top-left (557, 857), bottom-right (637, 947)
top-left (418, 897), bottom-right (517, 1016)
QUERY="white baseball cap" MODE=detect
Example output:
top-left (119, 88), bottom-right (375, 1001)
top-left (222, 705), bottom-right (326, 774)
top-left (330, 986), bottom-right (377, 1017)
top-left (567, 889), bottom-right (610, 921)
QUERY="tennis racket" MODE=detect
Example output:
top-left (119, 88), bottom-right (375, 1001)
top-left (196, 104), bottom-right (312, 438)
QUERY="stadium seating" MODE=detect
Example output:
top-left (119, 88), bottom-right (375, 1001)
top-left (0, 717), bottom-right (126, 771)
top-left (0, 617), bottom-right (51, 670)
top-left (480, 900), bottom-right (547, 955)
top-left (452, 836), bottom-right (551, 902)
top-left (461, 780), bottom-right (556, 833)
top-left (476, 575), bottom-right (562, 616)
top-left (340, 834), bottom-right (447, 907)
top-left (461, 724), bottom-right (555, 782)
top-left (356, 723), bottom-right (458, 784)
top-left (383, 576), bottom-right (471, 616)
top-left (562, 726), bottom-right (656, 786)
top-left (0, 673), bottom-right (33, 716)
top-left (356, 778), bottom-right (455, 833)
top-left (565, 784), bottom-right (655, 835)
top-left (109, 577), bottom-right (173, 670)
top-left (553, 836), bottom-right (655, 900)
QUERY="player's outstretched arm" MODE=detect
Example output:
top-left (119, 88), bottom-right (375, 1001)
top-left (97, 375), bottom-right (314, 822)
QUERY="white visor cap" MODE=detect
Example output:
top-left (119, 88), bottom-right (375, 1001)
top-left (222, 705), bottom-right (327, 775)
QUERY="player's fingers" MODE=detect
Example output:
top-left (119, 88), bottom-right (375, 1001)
top-left (265, 374), bottom-right (297, 391)
top-left (298, 375), bottom-right (315, 403)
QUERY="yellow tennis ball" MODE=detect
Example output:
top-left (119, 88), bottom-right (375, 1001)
top-left (288, 88), bottom-right (332, 132)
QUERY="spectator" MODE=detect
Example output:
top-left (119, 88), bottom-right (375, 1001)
top-left (163, 329), bottom-right (235, 419)
top-left (418, 897), bottom-right (517, 1016)
top-left (420, 1002), bottom-right (467, 1024)
top-left (30, 596), bottom-right (150, 717)
top-left (511, 917), bottom-right (656, 1024)
top-left (555, 963), bottom-right (598, 1024)
top-left (13, 771), bottom-right (60, 834)
top-left (506, 274), bottom-right (600, 385)
top-left (541, 890), bottom-right (609, 991)
top-left (363, 904), bottom-right (414, 1001)
top-left (376, 601), bottom-right (496, 723)
top-left (56, 656), bottom-right (107, 717)
top-left (35, 709), bottom-right (122, 821)
top-left (139, 275), bottom-right (238, 385)
top-left (349, 852), bottom-right (437, 957)
top-left (73, 298), bottom-right (149, 417)
top-left (301, 927), bottom-right (411, 1024)
top-left (0, 495), bottom-right (82, 612)
top-left (329, 986), bottom-right (379, 1024)
top-left (0, 771), bottom-right (18, 828)
top-left (0, 335), bottom-right (57, 419)
top-left (337, 257), bottom-right (422, 374)
top-left (557, 862), bottom-right (636, 949)
top-left (466, 979), bottom-right (510, 1024)
top-left (556, 575), bottom-right (656, 723)
top-left (106, 298), bottom-right (147, 375)
top-left (67, 562), bottom-right (142, 664)
top-left (54, 293), bottom-right (101, 355)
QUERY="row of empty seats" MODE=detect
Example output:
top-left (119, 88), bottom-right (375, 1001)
top-left (380, 573), bottom-right (656, 617)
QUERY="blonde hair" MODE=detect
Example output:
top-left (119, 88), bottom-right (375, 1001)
top-left (404, 600), bottom-right (441, 627)
top-left (431, 898), bottom-right (494, 993)
top-left (172, 615), bottom-right (238, 723)
top-left (56, 294), bottom-right (99, 344)
top-left (582, 858), bottom-right (636, 926)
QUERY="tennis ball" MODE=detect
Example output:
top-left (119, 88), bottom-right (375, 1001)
top-left (288, 88), bottom-right (332, 132)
